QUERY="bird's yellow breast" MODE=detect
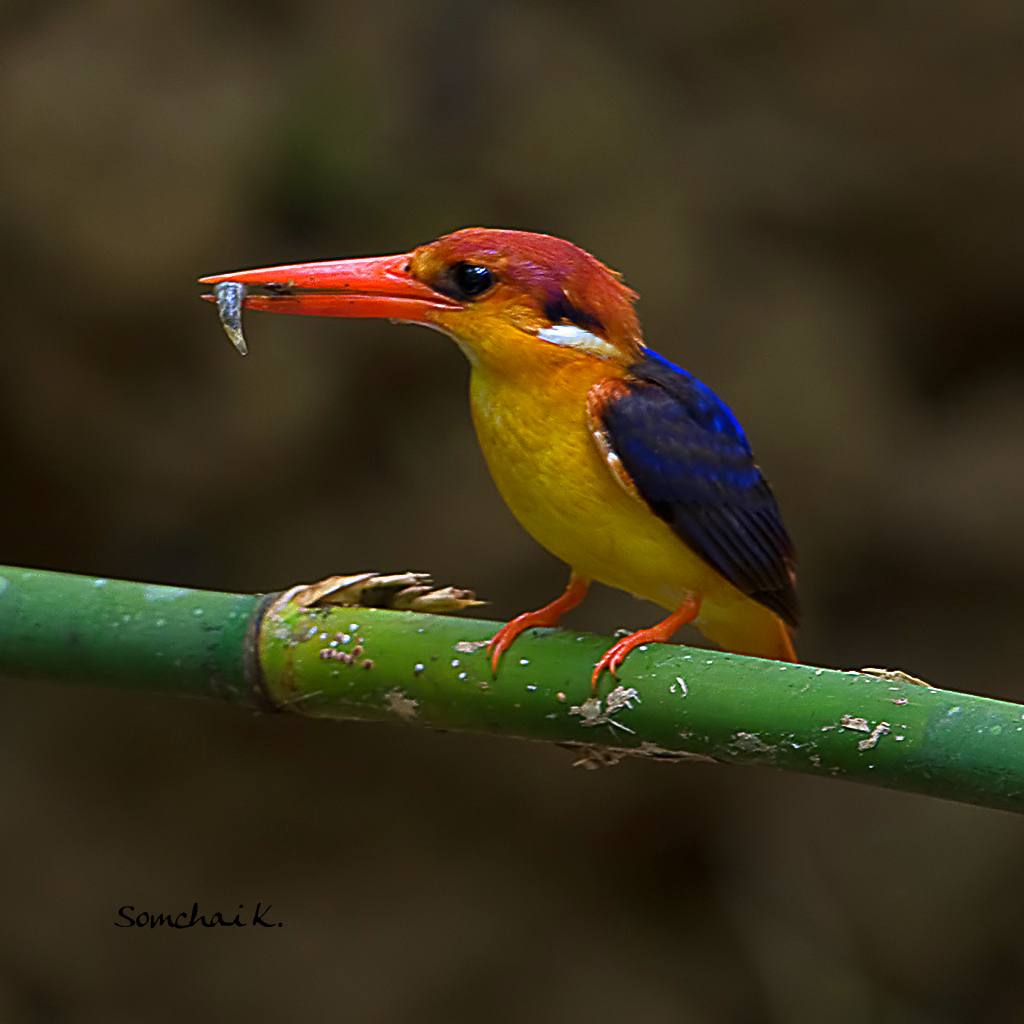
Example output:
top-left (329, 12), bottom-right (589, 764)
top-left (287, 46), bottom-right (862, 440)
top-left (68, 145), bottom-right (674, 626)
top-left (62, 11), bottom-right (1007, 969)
top-left (464, 332), bottom-right (724, 612)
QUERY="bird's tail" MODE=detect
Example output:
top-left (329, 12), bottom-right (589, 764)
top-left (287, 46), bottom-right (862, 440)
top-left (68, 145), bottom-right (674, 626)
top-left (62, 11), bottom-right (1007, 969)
top-left (698, 601), bottom-right (797, 663)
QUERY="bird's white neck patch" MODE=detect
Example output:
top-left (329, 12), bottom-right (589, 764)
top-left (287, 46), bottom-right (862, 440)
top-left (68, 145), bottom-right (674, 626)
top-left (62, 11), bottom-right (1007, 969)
top-left (537, 324), bottom-right (618, 360)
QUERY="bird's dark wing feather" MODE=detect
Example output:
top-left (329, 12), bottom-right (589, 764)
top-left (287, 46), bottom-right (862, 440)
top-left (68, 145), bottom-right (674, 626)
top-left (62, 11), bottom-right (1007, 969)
top-left (595, 348), bottom-right (798, 627)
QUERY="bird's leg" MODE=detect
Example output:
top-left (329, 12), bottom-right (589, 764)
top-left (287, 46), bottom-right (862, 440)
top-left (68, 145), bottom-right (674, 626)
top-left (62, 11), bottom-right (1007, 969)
top-left (488, 574), bottom-right (590, 676)
top-left (591, 594), bottom-right (701, 691)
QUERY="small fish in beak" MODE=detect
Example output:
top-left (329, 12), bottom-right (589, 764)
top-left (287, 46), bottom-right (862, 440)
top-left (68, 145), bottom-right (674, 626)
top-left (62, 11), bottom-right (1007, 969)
top-left (214, 281), bottom-right (248, 355)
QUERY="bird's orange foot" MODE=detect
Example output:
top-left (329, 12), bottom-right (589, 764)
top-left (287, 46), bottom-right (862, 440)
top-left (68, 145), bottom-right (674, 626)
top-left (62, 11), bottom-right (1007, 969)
top-left (590, 595), bottom-right (701, 691)
top-left (488, 575), bottom-right (589, 676)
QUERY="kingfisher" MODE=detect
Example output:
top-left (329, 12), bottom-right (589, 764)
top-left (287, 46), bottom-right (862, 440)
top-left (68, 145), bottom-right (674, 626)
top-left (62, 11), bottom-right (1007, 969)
top-left (200, 228), bottom-right (798, 689)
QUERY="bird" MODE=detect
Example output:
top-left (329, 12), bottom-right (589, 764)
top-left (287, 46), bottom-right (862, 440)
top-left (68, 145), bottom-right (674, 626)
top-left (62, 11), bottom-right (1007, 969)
top-left (200, 228), bottom-right (798, 689)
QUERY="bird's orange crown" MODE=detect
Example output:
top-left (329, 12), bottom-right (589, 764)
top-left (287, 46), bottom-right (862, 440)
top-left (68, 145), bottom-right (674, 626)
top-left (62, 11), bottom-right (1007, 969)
top-left (407, 228), bottom-right (643, 356)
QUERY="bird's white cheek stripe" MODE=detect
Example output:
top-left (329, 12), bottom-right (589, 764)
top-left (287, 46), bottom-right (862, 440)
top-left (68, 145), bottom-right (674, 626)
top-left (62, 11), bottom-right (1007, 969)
top-left (537, 324), bottom-right (619, 360)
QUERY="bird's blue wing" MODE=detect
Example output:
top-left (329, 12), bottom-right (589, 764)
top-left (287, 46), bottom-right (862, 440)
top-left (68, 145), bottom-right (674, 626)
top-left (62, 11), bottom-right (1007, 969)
top-left (596, 347), bottom-right (798, 626)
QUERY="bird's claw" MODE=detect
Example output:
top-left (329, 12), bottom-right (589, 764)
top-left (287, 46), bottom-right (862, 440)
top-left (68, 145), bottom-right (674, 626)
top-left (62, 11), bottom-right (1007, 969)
top-left (590, 642), bottom-right (630, 691)
top-left (590, 595), bottom-right (701, 691)
top-left (487, 576), bottom-right (591, 677)
top-left (486, 614), bottom-right (535, 676)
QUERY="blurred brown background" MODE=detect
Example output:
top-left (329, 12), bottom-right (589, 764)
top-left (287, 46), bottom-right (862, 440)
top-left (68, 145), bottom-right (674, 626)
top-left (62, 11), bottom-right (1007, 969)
top-left (1, 0), bottom-right (1024, 1020)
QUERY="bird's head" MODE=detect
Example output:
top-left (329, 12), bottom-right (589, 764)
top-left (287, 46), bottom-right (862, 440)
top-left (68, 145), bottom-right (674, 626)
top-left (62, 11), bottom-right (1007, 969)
top-left (200, 228), bottom-right (643, 369)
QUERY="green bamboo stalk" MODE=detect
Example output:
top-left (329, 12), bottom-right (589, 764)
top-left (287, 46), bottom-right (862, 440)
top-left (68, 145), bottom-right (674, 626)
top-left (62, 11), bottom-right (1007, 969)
top-left (1, 564), bottom-right (1023, 813)
top-left (0, 566), bottom-right (261, 703)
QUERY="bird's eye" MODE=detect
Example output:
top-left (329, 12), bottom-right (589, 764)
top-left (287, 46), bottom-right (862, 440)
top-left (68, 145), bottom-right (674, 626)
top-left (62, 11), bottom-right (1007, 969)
top-left (449, 262), bottom-right (495, 298)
